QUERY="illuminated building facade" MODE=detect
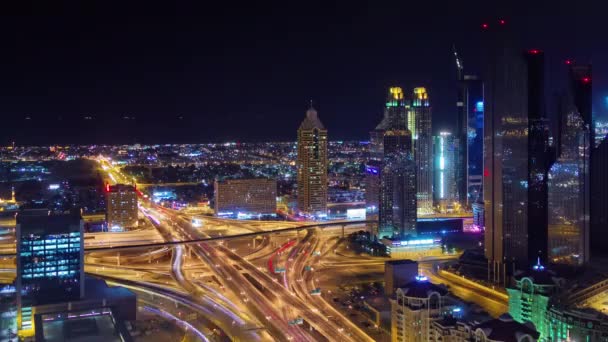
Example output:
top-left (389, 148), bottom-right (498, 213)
top-left (484, 22), bottom-right (552, 281)
top-left (506, 260), bottom-right (561, 340)
top-left (374, 87), bottom-right (417, 239)
top-left (390, 276), bottom-right (449, 342)
top-left (409, 87), bottom-right (433, 215)
top-left (379, 133), bottom-right (416, 239)
top-left (214, 178), bottom-right (277, 218)
top-left (454, 47), bottom-right (484, 206)
top-left (16, 210), bottom-right (84, 336)
top-left (364, 161), bottom-right (381, 212)
top-left (548, 107), bottom-right (590, 265)
top-left (591, 137), bottom-right (608, 257)
top-left (105, 184), bottom-right (138, 230)
top-left (297, 106), bottom-right (328, 216)
top-left (433, 132), bottom-right (459, 211)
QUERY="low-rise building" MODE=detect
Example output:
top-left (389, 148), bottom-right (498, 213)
top-left (214, 178), bottom-right (277, 218)
top-left (430, 314), bottom-right (540, 342)
top-left (390, 275), bottom-right (449, 341)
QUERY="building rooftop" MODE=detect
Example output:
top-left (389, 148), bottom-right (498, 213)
top-left (107, 184), bottom-right (136, 192)
top-left (298, 107), bottom-right (325, 130)
top-left (397, 277), bottom-right (448, 299)
top-left (474, 314), bottom-right (539, 342)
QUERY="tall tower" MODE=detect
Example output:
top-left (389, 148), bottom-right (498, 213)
top-left (433, 132), bottom-right (459, 211)
top-left (377, 87), bottom-right (417, 239)
top-left (454, 46), bottom-right (484, 206)
top-left (379, 131), bottom-right (416, 239)
top-left (297, 105), bottom-right (328, 217)
top-left (483, 21), bottom-right (530, 282)
top-left (409, 87), bottom-right (433, 215)
top-left (367, 87), bottom-right (409, 213)
top-left (526, 50), bottom-right (551, 264)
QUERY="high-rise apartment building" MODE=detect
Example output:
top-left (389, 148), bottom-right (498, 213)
top-left (591, 137), bottom-right (608, 257)
top-left (106, 184), bottom-right (138, 230)
top-left (16, 209), bottom-right (84, 334)
top-left (409, 87), bottom-right (433, 215)
top-left (214, 178), bottom-right (277, 217)
top-left (483, 22), bottom-right (552, 281)
top-left (454, 47), bottom-right (484, 206)
top-left (433, 132), bottom-right (459, 211)
top-left (296, 106), bottom-right (328, 216)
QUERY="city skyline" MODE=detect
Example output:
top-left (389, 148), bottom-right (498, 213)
top-left (2, 3), bottom-right (608, 342)
top-left (1, 2), bottom-right (607, 145)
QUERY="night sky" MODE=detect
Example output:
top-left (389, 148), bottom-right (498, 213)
top-left (1, 1), bottom-right (606, 145)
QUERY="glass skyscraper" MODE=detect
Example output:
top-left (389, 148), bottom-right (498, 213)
top-left (433, 132), bottom-right (459, 211)
top-left (409, 87), bottom-right (433, 215)
top-left (16, 210), bottom-right (84, 334)
top-left (548, 109), bottom-right (590, 266)
top-left (376, 87), bottom-right (417, 239)
top-left (483, 22), bottom-right (530, 283)
top-left (454, 47), bottom-right (484, 206)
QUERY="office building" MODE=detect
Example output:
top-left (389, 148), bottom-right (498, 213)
top-left (384, 260), bottom-right (418, 296)
top-left (454, 47), bottom-right (484, 206)
top-left (106, 184), bottom-right (138, 230)
top-left (390, 276), bottom-right (449, 342)
top-left (483, 23), bottom-right (552, 281)
top-left (214, 178), bottom-right (277, 218)
top-left (548, 107), bottom-right (590, 265)
top-left (296, 105), bottom-right (328, 217)
top-left (409, 87), bottom-right (433, 215)
top-left (379, 131), bottom-right (416, 239)
top-left (433, 132), bottom-right (459, 211)
top-left (16, 209), bottom-right (85, 335)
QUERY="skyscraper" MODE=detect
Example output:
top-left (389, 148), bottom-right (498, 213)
top-left (376, 87), bottom-right (417, 239)
top-left (483, 22), bottom-right (532, 282)
top-left (16, 209), bottom-right (84, 334)
top-left (296, 105), bottom-right (328, 217)
top-left (454, 47), bottom-right (484, 205)
top-left (409, 87), bottom-right (433, 215)
top-left (379, 131), bottom-right (417, 239)
top-left (366, 87), bottom-right (409, 214)
top-left (525, 50), bottom-right (551, 265)
top-left (433, 132), bottom-right (459, 211)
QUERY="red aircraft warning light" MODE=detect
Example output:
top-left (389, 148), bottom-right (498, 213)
top-left (499, 19), bottom-right (506, 25)
top-left (529, 49), bottom-right (540, 55)
top-left (482, 23), bottom-right (489, 29)
top-left (565, 59), bottom-right (572, 65)
top-left (582, 77), bottom-right (591, 83)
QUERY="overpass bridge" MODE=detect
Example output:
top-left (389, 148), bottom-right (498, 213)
top-left (0, 220), bottom-right (376, 257)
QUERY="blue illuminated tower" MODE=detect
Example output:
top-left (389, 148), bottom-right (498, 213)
top-left (454, 46), bottom-right (484, 206)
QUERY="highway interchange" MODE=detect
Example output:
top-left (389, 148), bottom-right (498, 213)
top-left (0, 159), bottom-right (511, 341)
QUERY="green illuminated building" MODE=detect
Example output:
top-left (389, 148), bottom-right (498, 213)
top-left (506, 259), bottom-right (562, 340)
